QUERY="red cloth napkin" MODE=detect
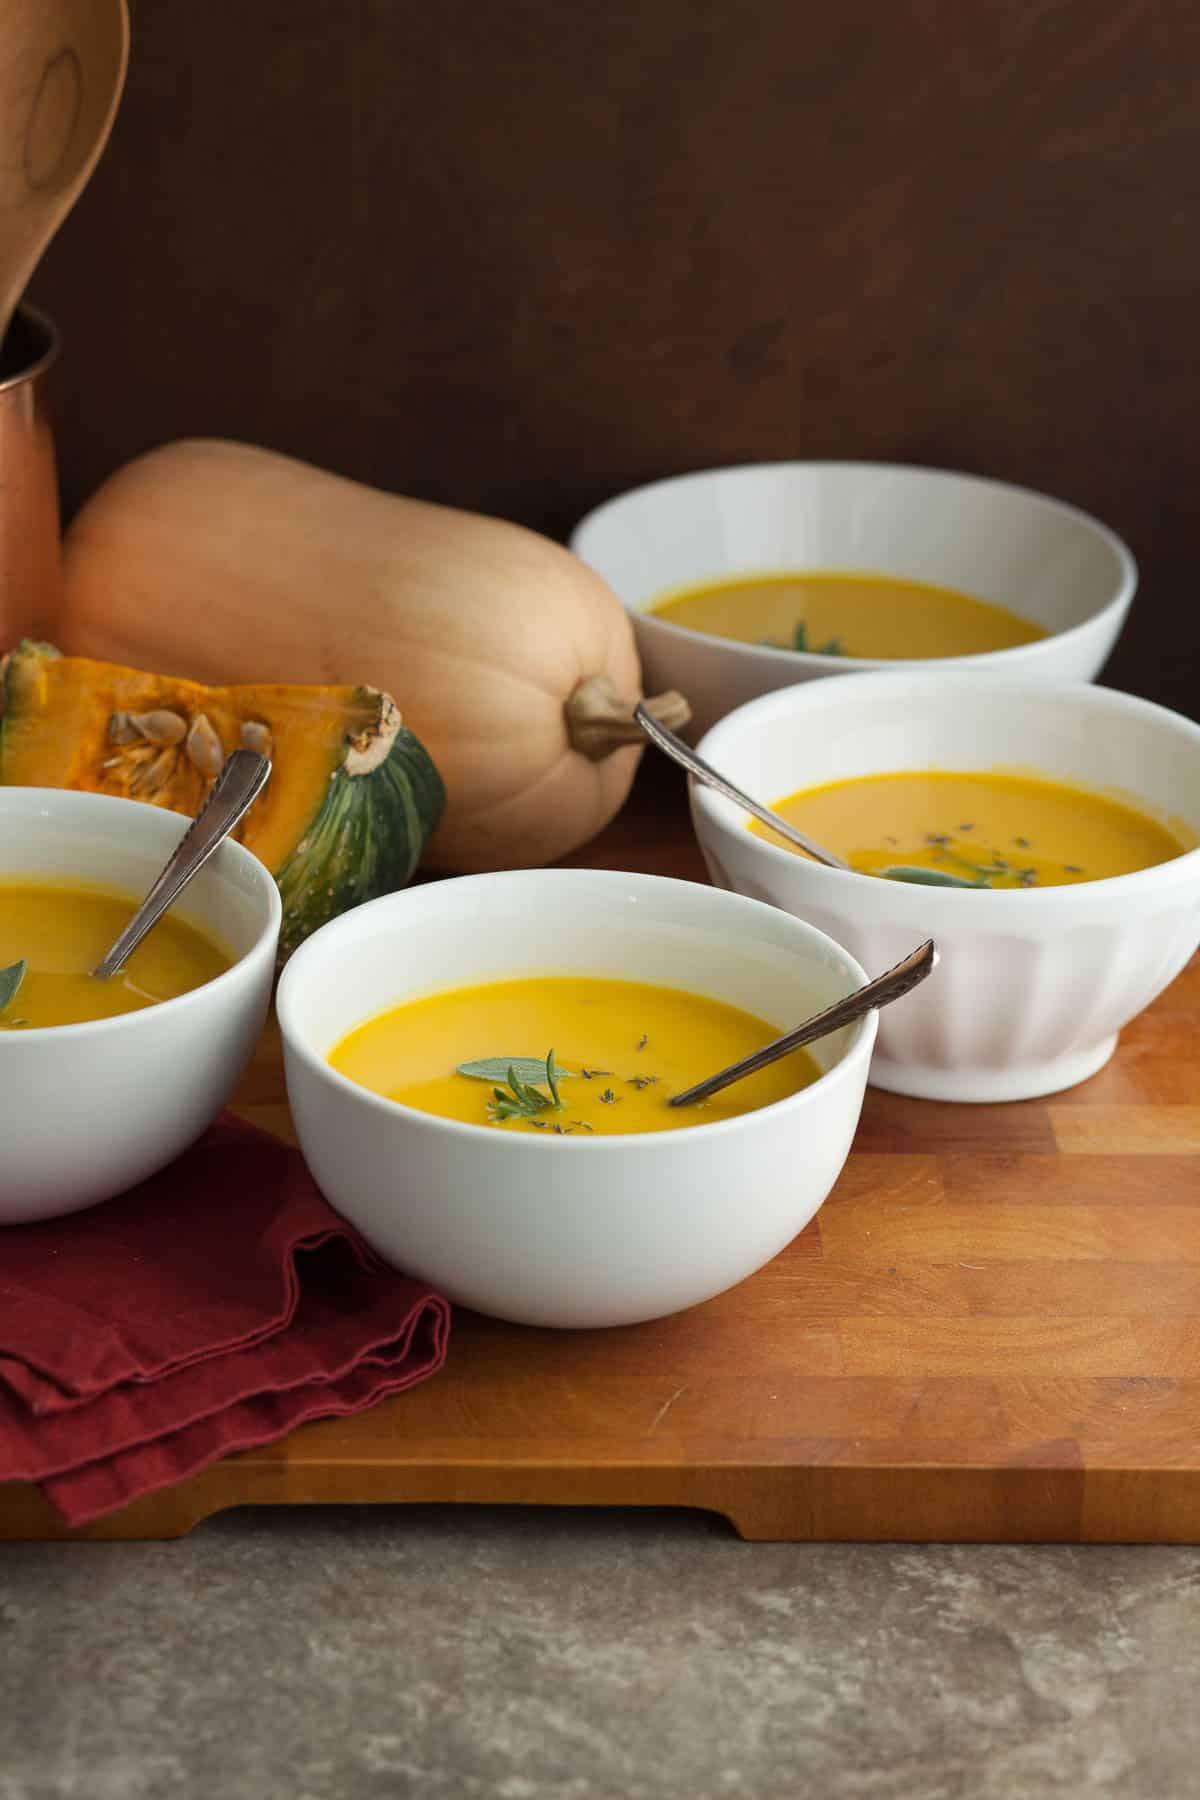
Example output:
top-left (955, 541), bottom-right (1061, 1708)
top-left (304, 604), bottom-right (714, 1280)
top-left (0, 1114), bottom-right (451, 1526)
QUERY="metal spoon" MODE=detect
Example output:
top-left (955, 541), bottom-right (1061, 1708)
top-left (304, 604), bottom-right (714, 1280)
top-left (633, 703), bottom-right (990, 888)
top-left (0, 0), bottom-right (130, 349)
top-left (669, 938), bottom-right (938, 1107)
top-left (633, 702), bottom-right (850, 869)
top-left (93, 750), bottom-right (271, 979)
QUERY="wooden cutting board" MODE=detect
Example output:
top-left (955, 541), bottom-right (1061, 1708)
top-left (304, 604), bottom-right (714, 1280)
top-left (3, 767), bottom-right (1199, 1541)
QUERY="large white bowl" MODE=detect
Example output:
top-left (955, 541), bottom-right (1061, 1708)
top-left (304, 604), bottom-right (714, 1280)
top-left (570, 462), bottom-right (1137, 737)
top-left (691, 675), bottom-right (1200, 1102)
top-left (277, 868), bottom-right (876, 1329)
top-left (1, 788), bottom-right (281, 1223)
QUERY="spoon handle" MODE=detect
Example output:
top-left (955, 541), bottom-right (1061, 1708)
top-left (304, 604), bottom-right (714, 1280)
top-left (633, 703), bottom-right (850, 870)
top-left (668, 938), bottom-right (938, 1108)
top-left (93, 750), bottom-right (272, 979)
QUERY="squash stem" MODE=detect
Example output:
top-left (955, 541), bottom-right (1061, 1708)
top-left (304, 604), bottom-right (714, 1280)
top-left (565, 676), bottom-right (692, 762)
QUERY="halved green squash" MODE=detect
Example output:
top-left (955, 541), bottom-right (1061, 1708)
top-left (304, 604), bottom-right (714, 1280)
top-left (0, 641), bottom-right (445, 961)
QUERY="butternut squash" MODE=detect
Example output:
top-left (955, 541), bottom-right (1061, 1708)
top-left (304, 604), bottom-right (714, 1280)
top-left (57, 440), bottom-right (689, 871)
top-left (0, 641), bottom-right (445, 962)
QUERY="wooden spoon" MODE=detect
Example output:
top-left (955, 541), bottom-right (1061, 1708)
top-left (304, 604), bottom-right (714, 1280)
top-left (0, 0), bottom-right (129, 350)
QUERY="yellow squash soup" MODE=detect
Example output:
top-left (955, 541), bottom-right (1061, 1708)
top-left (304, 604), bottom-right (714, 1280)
top-left (327, 976), bottom-right (821, 1134)
top-left (0, 881), bottom-right (232, 1028)
top-left (752, 771), bottom-right (1189, 888)
top-left (652, 571), bottom-right (1045, 660)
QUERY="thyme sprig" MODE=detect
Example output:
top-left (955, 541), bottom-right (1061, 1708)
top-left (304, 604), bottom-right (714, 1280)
top-left (484, 1050), bottom-right (567, 1123)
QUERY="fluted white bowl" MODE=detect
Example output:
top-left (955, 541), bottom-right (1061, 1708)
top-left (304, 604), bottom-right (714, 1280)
top-left (691, 675), bottom-right (1200, 1102)
top-left (570, 462), bottom-right (1137, 738)
top-left (277, 868), bottom-right (876, 1328)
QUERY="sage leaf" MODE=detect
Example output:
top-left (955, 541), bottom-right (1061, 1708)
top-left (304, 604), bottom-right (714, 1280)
top-left (0, 959), bottom-right (26, 1017)
top-left (459, 1056), bottom-right (574, 1085)
top-left (882, 865), bottom-right (991, 889)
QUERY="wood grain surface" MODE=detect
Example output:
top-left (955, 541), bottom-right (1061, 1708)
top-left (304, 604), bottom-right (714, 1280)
top-left (3, 764), bottom-right (1198, 1543)
top-left (25, 0), bottom-right (1200, 720)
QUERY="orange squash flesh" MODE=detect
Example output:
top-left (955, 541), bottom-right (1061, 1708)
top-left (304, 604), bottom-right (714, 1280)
top-left (0, 642), bottom-right (445, 960)
top-left (1, 650), bottom-right (353, 869)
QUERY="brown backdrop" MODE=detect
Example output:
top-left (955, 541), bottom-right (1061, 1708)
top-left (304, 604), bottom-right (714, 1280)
top-left (31, 0), bottom-right (1200, 715)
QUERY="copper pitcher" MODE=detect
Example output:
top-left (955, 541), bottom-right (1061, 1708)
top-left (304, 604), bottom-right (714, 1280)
top-left (0, 305), bottom-right (61, 650)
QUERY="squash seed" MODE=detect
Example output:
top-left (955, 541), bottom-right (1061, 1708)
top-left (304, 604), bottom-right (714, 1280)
top-left (107, 711), bottom-right (139, 745)
top-left (131, 747), bottom-right (177, 796)
top-left (186, 712), bottom-right (225, 779)
top-left (240, 719), bottom-right (273, 757)
top-left (130, 708), bottom-right (188, 747)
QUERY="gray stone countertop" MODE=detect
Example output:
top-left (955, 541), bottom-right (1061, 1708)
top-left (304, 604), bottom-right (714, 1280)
top-left (2, 1507), bottom-right (1198, 1799)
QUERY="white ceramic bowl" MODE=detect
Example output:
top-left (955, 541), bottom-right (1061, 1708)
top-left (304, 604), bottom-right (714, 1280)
top-left (692, 674), bottom-right (1200, 1103)
top-left (277, 868), bottom-right (877, 1329)
top-left (570, 462), bottom-right (1137, 737)
top-left (1, 788), bottom-right (281, 1223)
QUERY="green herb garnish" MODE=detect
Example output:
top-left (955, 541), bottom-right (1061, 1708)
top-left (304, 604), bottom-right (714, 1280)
top-left (0, 959), bottom-right (26, 1020)
top-left (881, 865), bottom-right (992, 889)
top-left (881, 828), bottom-right (1050, 889)
top-left (458, 1054), bottom-right (574, 1087)
top-left (500, 1107), bottom-right (593, 1137)
top-left (481, 1051), bottom-right (568, 1123)
top-left (460, 1045), bottom-right (666, 1128)
top-left (759, 621), bottom-right (844, 656)
top-left (790, 620), bottom-right (843, 655)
